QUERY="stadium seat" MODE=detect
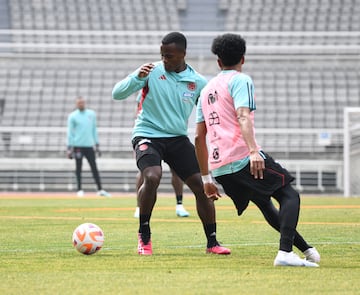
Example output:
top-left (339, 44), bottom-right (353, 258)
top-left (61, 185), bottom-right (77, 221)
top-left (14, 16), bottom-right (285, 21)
top-left (0, 0), bottom-right (358, 193)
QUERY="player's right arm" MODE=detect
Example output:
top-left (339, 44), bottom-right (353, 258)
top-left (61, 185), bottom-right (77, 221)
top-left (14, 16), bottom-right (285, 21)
top-left (112, 63), bottom-right (154, 100)
top-left (66, 114), bottom-right (74, 159)
top-left (194, 101), bottom-right (221, 200)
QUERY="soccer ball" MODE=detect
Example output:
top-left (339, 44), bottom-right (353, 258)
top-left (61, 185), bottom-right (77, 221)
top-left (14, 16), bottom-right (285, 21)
top-left (72, 223), bottom-right (104, 255)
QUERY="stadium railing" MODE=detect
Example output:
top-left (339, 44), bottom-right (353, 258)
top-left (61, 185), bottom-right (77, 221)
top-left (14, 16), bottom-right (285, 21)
top-left (1, 30), bottom-right (359, 58)
top-left (0, 126), bottom-right (344, 193)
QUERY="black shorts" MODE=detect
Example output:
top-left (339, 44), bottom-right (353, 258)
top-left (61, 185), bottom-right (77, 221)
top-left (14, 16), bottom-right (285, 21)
top-left (73, 147), bottom-right (95, 160)
top-left (215, 152), bottom-right (295, 216)
top-left (132, 136), bottom-right (200, 181)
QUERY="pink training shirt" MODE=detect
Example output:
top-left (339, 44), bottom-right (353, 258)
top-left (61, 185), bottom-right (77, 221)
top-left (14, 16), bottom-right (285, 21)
top-left (198, 70), bottom-right (261, 170)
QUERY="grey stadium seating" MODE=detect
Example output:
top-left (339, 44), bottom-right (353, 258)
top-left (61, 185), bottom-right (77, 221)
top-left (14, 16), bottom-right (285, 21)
top-left (0, 0), bottom-right (359, 192)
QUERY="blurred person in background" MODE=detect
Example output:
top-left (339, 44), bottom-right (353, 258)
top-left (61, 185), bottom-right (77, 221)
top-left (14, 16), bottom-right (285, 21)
top-left (66, 96), bottom-right (111, 198)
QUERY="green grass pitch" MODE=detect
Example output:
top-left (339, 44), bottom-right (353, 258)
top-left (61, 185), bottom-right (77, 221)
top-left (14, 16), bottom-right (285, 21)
top-left (0, 192), bottom-right (359, 295)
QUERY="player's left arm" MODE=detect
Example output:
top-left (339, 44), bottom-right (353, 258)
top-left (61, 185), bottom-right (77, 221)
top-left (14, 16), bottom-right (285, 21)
top-left (232, 74), bottom-right (264, 179)
top-left (93, 111), bottom-right (99, 145)
top-left (66, 115), bottom-right (74, 158)
top-left (236, 107), bottom-right (264, 179)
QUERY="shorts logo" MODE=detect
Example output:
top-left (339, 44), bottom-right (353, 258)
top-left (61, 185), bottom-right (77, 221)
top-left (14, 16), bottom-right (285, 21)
top-left (187, 82), bottom-right (196, 91)
top-left (139, 144), bottom-right (148, 151)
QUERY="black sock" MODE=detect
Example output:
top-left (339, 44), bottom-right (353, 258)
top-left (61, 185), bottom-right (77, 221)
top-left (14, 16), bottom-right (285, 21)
top-left (203, 223), bottom-right (217, 248)
top-left (294, 233), bottom-right (312, 252)
top-left (139, 214), bottom-right (151, 244)
top-left (176, 194), bottom-right (183, 205)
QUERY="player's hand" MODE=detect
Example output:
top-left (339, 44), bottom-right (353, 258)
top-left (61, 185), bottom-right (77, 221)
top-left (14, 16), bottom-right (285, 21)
top-left (249, 151), bottom-right (265, 179)
top-left (138, 63), bottom-right (155, 78)
top-left (204, 183), bottom-right (222, 201)
top-left (67, 147), bottom-right (73, 159)
top-left (95, 144), bottom-right (101, 157)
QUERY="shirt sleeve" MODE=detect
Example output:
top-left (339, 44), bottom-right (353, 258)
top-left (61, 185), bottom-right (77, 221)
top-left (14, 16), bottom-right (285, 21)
top-left (230, 74), bottom-right (256, 111)
top-left (195, 95), bottom-right (205, 123)
top-left (93, 111), bottom-right (99, 145)
top-left (67, 114), bottom-right (73, 147)
top-left (194, 75), bottom-right (208, 122)
top-left (112, 67), bottom-right (148, 100)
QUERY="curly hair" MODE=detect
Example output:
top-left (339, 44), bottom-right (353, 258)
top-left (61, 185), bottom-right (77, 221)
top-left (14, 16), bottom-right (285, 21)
top-left (211, 33), bottom-right (246, 67)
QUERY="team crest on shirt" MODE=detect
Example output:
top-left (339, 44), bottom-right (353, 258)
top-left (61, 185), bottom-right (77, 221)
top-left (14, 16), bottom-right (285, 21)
top-left (187, 82), bottom-right (196, 91)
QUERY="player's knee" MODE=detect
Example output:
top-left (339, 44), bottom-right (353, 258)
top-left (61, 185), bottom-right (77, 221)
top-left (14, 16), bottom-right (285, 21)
top-left (184, 173), bottom-right (203, 195)
top-left (284, 185), bottom-right (300, 207)
top-left (142, 169), bottom-right (161, 188)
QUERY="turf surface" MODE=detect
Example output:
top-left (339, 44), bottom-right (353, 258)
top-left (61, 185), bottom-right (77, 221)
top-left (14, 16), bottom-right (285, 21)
top-left (0, 192), bottom-right (359, 294)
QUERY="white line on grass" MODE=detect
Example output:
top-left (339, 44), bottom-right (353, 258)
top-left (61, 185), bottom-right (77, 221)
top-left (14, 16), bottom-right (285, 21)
top-left (1, 241), bottom-right (359, 253)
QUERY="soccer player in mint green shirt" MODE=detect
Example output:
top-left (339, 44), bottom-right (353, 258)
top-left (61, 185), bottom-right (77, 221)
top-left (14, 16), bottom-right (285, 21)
top-left (112, 32), bottom-right (230, 256)
top-left (67, 96), bottom-right (110, 198)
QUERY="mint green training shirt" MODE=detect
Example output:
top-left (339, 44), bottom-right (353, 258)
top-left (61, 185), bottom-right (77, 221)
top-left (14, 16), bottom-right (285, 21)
top-left (112, 61), bottom-right (207, 138)
top-left (67, 109), bottom-right (99, 147)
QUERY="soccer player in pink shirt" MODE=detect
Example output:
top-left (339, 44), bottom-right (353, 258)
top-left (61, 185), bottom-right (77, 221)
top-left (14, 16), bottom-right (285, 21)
top-left (195, 33), bottom-right (320, 267)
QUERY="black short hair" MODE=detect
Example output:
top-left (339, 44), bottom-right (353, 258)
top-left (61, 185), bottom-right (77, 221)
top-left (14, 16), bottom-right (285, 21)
top-left (211, 33), bottom-right (246, 67)
top-left (162, 32), bottom-right (187, 51)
